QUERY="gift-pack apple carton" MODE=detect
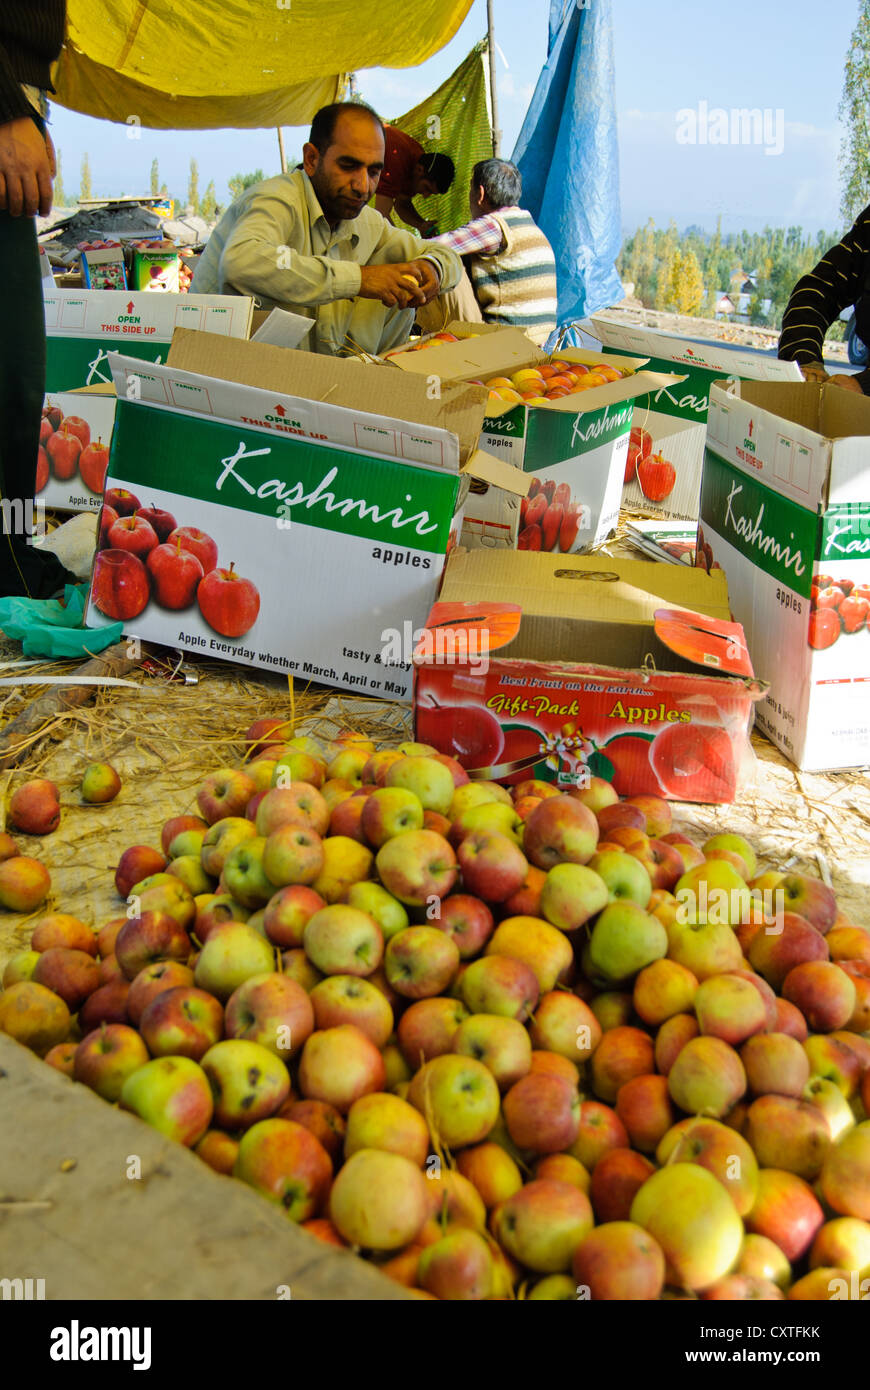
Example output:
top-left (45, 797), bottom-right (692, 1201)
top-left (39, 288), bottom-right (253, 512)
top-left (589, 317), bottom-right (803, 522)
top-left (385, 325), bottom-right (686, 552)
top-left (699, 378), bottom-right (870, 771)
top-left (84, 332), bottom-right (525, 701)
top-left (412, 548), bottom-right (765, 804)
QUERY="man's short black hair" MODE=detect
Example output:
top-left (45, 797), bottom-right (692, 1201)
top-left (309, 102), bottom-right (385, 154)
top-left (471, 158), bottom-right (522, 209)
top-left (419, 152), bottom-right (455, 194)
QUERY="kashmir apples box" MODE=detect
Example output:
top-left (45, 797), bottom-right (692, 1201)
top-left (412, 549), bottom-right (765, 803)
top-left (589, 317), bottom-right (803, 522)
top-left (85, 334), bottom-right (525, 701)
top-left (700, 378), bottom-right (870, 771)
top-left (387, 325), bottom-right (684, 552)
top-left (39, 288), bottom-right (253, 512)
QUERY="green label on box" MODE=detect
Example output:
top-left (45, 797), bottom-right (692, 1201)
top-left (699, 445), bottom-right (818, 596)
top-left (46, 337), bottom-right (169, 393)
top-left (820, 502), bottom-right (870, 561)
top-left (110, 402), bottom-right (457, 552)
top-left (524, 399), bottom-right (633, 467)
top-left (481, 406), bottom-right (527, 440)
top-left (602, 350), bottom-right (716, 422)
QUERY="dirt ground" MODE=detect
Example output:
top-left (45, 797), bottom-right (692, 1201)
top-left (0, 657), bottom-right (867, 975)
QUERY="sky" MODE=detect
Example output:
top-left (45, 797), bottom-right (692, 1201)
top-left (46, 0), bottom-right (860, 239)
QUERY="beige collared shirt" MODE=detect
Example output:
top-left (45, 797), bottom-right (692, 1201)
top-left (191, 168), bottom-right (461, 356)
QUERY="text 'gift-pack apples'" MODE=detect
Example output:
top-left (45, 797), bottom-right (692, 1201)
top-left (413, 551), bottom-right (764, 804)
top-left (699, 378), bottom-right (870, 771)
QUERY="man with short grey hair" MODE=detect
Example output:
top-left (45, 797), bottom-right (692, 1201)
top-left (418, 158), bottom-right (558, 345)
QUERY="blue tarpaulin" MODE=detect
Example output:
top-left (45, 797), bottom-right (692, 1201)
top-left (513, 0), bottom-right (623, 326)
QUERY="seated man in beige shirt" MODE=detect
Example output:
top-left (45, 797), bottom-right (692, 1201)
top-left (192, 102), bottom-right (462, 357)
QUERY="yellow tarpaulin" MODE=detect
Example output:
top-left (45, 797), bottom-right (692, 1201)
top-left (51, 0), bottom-right (475, 129)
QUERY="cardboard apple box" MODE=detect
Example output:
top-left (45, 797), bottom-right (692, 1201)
top-left (38, 387), bottom-right (117, 513)
top-left (700, 378), bottom-right (870, 771)
top-left (386, 325), bottom-right (684, 552)
top-left (40, 288), bottom-right (253, 512)
top-left (85, 333), bottom-right (525, 701)
top-left (412, 548), bottom-right (765, 804)
top-left (589, 317), bottom-right (803, 521)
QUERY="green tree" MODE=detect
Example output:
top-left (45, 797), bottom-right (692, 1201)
top-left (79, 152), bottom-right (92, 202)
top-left (673, 247), bottom-right (705, 315)
top-left (53, 149), bottom-right (65, 207)
top-left (187, 158), bottom-right (200, 215)
top-left (228, 169), bottom-right (264, 202)
top-left (655, 245), bottom-right (678, 311)
top-left (200, 179), bottom-right (217, 222)
top-left (840, 2), bottom-right (870, 227)
top-left (150, 158), bottom-right (159, 195)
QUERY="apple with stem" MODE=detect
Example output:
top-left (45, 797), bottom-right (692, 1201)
top-left (166, 526), bottom-right (218, 574)
top-left (146, 539), bottom-right (204, 609)
top-left (135, 504), bottom-right (177, 543)
top-left (47, 425), bottom-right (82, 480)
top-left (197, 563), bottom-right (260, 638)
top-left (91, 549), bottom-right (151, 621)
top-left (79, 438), bottom-right (110, 494)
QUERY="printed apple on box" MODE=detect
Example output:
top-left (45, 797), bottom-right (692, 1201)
top-left (590, 318), bottom-right (803, 522)
top-left (84, 338), bottom-right (521, 699)
top-left (39, 288), bottom-right (252, 512)
top-left (699, 378), bottom-right (870, 772)
top-left (413, 549), bottom-right (763, 804)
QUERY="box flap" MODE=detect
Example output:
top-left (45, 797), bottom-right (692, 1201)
top-left (388, 327), bottom-right (547, 382)
top-left (67, 382), bottom-right (118, 397)
top-left (590, 316), bottom-right (804, 380)
top-left (414, 600), bottom-right (523, 662)
top-left (484, 369), bottom-right (687, 419)
top-left (462, 449), bottom-right (531, 495)
top-left (167, 328), bottom-right (488, 462)
top-left (653, 608), bottom-right (753, 677)
top-left (429, 548), bottom-right (755, 680)
top-left (250, 308), bottom-right (314, 350)
top-left (438, 548), bottom-right (732, 621)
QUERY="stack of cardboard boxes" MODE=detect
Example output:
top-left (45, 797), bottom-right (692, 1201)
top-left (40, 275), bottom-right (866, 795)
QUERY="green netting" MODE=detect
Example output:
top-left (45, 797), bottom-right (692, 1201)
top-left (382, 39), bottom-right (494, 237)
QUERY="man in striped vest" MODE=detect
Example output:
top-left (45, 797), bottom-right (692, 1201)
top-left (418, 159), bottom-right (558, 346)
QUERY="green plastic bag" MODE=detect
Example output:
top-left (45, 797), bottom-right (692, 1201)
top-left (0, 583), bottom-right (123, 659)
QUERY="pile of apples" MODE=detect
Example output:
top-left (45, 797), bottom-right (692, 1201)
top-left (1, 725), bottom-right (869, 1301)
top-left (387, 331), bottom-right (475, 356)
top-left (38, 403), bottom-right (109, 495)
top-left (480, 359), bottom-right (627, 410)
top-left (92, 489), bottom-right (260, 638)
top-left (518, 477), bottom-right (584, 553)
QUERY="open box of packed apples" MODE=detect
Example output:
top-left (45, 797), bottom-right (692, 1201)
top-left (1, 729), bottom-right (868, 1301)
top-left (395, 330), bottom-right (631, 407)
